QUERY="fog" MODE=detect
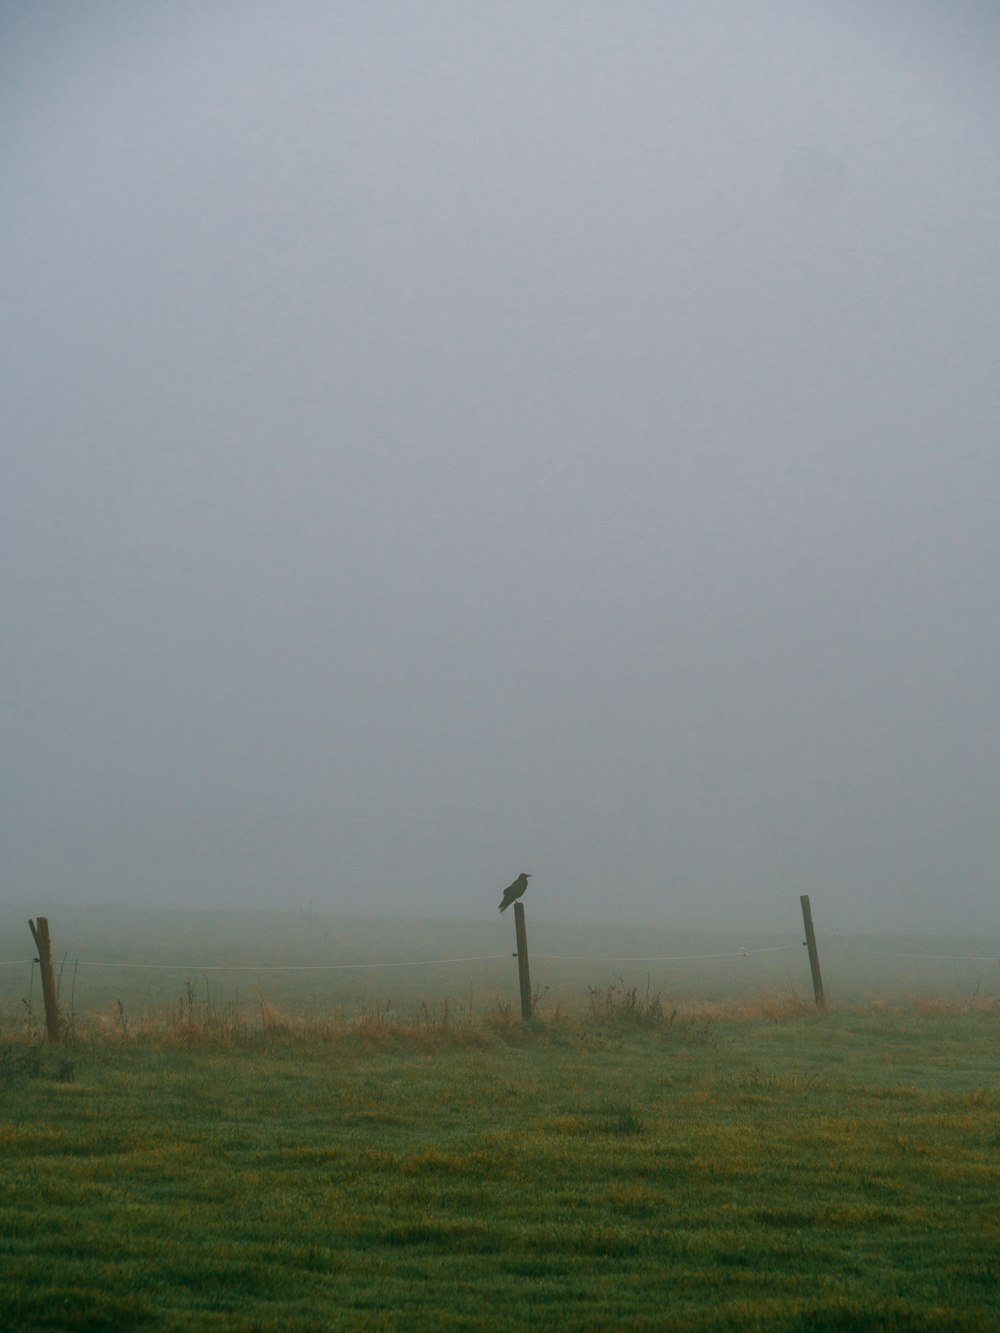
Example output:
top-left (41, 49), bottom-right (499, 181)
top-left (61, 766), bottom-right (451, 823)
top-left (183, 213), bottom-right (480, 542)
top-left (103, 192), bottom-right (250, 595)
top-left (3, 2), bottom-right (999, 933)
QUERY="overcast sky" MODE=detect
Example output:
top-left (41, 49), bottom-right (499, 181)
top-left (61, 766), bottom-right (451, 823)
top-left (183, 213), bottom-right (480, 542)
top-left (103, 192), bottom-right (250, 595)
top-left (3, 1), bottom-right (999, 931)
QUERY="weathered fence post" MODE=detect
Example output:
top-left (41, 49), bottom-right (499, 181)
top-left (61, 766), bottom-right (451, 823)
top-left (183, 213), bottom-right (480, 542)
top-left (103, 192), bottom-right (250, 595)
top-left (799, 895), bottom-right (826, 1009)
top-left (512, 901), bottom-right (533, 1021)
top-left (28, 917), bottom-right (61, 1040)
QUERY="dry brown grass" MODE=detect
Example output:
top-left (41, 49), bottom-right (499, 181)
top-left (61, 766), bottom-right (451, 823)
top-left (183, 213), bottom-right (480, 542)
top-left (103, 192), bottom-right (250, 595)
top-left (14, 974), bottom-right (1000, 1053)
top-left (659, 991), bottom-right (816, 1023)
top-left (908, 993), bottom-right (1000, 1016)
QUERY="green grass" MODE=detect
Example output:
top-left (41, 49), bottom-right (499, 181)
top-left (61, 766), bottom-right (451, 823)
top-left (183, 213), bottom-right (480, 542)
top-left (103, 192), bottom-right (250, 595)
top-left (2, 1005), bottom-right (999, 1330)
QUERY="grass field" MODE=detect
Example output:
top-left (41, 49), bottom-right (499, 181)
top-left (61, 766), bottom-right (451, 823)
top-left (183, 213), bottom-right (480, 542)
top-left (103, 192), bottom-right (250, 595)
top-left (1, 909), bottom-right (999, 1329)
top-left (3, 905), bottom-right (999, 1030)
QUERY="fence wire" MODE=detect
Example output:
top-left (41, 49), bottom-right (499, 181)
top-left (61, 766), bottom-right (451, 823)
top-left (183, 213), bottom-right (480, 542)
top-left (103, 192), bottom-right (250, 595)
top-left (1, 943), bottom-right (804, 972)
top-left (3, 941), bottom-right (999, 971)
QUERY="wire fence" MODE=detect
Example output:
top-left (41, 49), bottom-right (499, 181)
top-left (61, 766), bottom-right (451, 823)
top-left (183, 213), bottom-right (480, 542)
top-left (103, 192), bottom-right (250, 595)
top-left (0, 954), bottom-right (513, 972)
top-left (3, 941), bottom-right (999, 971)
top-left (2, 921), bottom-right (999, 1031)
top-left (0, 943), bottom-right (807, 972)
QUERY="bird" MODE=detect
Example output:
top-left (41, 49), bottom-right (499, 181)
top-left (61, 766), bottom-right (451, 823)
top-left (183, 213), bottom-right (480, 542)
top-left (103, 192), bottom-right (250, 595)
top-left (498, 872), bottom-right (531, 913)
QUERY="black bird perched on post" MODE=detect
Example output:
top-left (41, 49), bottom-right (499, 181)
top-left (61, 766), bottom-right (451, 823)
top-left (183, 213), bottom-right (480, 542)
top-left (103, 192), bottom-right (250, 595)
top-left (498, 872), bottom-right (530, 913)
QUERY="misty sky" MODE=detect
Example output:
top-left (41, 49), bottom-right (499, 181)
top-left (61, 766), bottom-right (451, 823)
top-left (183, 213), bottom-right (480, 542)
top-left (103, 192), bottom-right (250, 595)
top-left (3, 1), bottom-right (999, 931)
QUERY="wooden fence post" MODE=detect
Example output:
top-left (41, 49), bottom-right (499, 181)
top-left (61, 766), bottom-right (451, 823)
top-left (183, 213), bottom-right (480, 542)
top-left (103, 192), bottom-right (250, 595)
top-left (28, 917), bottom-right (62, 1040)
top-left (799, 895), bottom-right (826, 1009)
top-left (512, 902), bottom-right (533, 1021)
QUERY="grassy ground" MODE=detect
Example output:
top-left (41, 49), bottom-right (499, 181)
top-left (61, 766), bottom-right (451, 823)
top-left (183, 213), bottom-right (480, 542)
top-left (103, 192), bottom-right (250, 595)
top-left (2, 999), bottom-right (998, 1330)
top-left (3, 906), bottom-right (999, 1031)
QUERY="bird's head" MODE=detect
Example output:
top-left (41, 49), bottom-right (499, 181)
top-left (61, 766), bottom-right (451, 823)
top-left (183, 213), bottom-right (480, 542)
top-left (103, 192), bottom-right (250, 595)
top-left (521, 872), bottom-right (531, 879)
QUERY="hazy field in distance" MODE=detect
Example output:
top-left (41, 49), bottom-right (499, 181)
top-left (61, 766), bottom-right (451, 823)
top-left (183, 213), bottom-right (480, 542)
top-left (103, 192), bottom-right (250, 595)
top-left (2, 905), bottom-right (997, 1030)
